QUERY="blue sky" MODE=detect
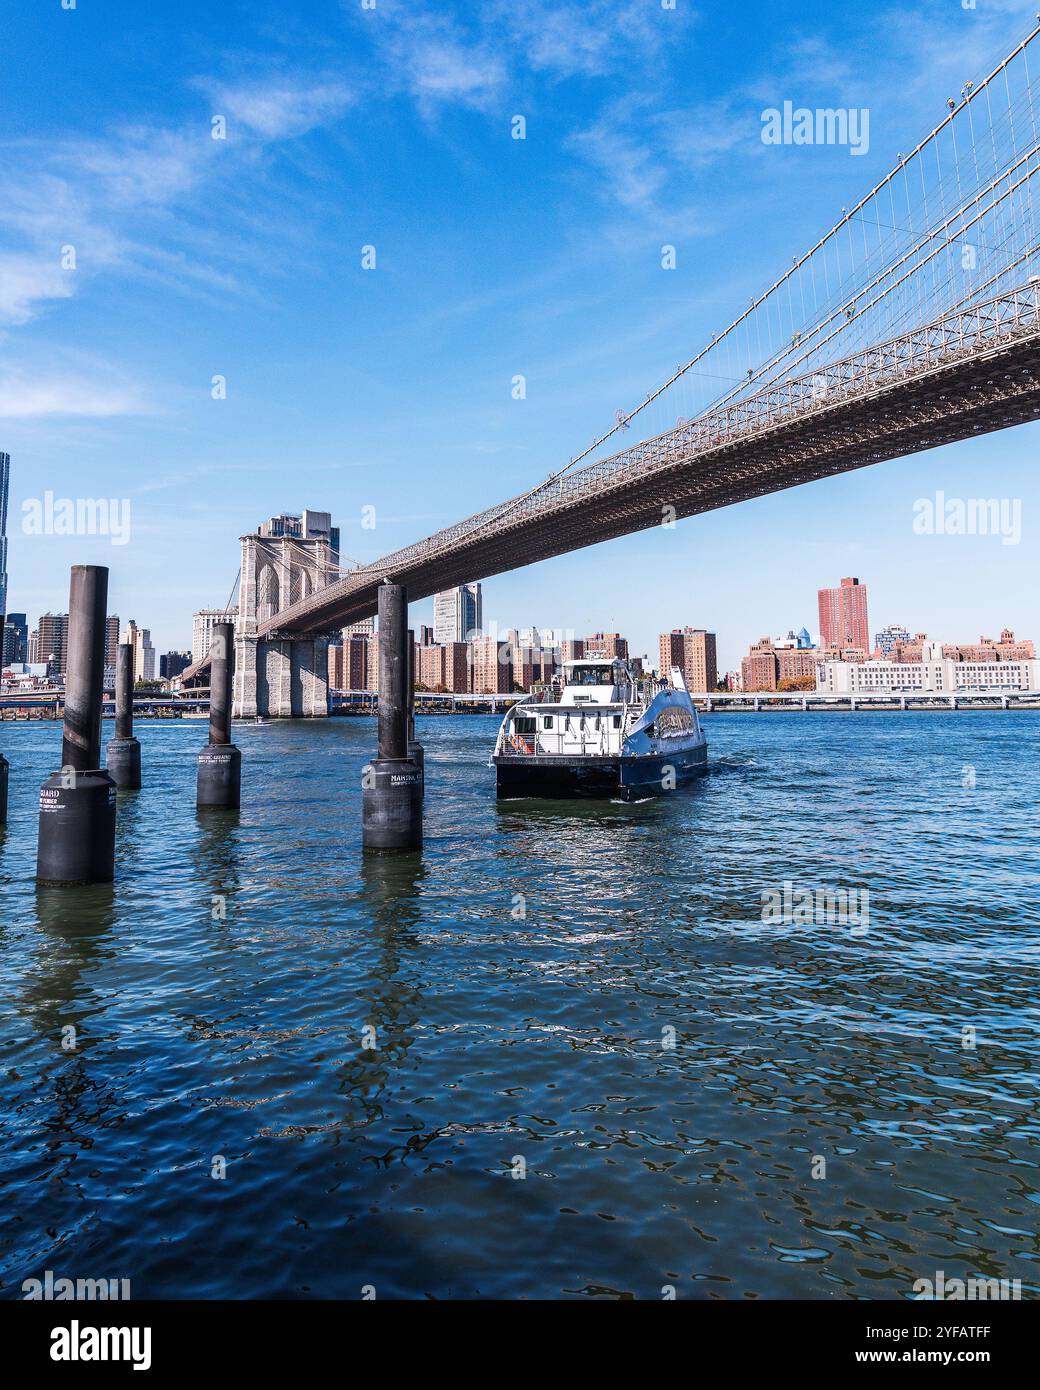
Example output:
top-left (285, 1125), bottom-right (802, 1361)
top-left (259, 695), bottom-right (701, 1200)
top-left (2, 0), bottom-right (1038, 671)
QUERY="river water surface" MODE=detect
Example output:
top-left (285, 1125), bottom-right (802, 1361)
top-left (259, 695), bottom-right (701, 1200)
top-left (0, 712), bottom-right (1037, 1299)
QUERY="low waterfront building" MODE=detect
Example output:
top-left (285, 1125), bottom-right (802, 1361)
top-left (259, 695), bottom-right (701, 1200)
top-left (943, 629), bottom-right (1035, 662)
top-left (817, 655), bottom-right (1040, 694)
top-left (885, 629), bottom-right (1034, 664)
top-left (742, 634), bottom-right (866, 691)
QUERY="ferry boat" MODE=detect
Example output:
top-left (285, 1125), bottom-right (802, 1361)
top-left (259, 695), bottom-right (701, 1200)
top-left (493, 657), bottom-right (708, 801)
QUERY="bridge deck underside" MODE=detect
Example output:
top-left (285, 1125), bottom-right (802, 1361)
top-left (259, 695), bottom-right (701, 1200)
top-left (263, 333), bottom-right (1040, 635)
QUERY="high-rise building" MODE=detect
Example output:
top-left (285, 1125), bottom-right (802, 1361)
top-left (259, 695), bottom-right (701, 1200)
top-left (3, 611), bottom-right (27, 665)
top-left (659, 628), bottom-right (718, 692)
top-left (0, 451), bottom-right (9, 630)
top-left (741, 638), bottom-right (781, 692)
top-left (344, 616), bottom-right (375, 638)
top-left (193, 607), bottom-right (239, 663)
top-left (160, 651), bottom-right (191, 680)
top-left (418, 642), bottom-right (469, 692)
top-left (328, 635), bottom-right (370, 690)
top-left (31, 612), bottom-right (70, 677)
top-left (433, 583), bottom-right (482, 643)
top-left (105, 615), bottom-right (120, 670)
top-left (874, 623), bottom-right (911, 656)
top-left (123, 620), bottom-right (156, 682)
top-left (365, 632), bottom-right (380, 693)
top-left (502, 632), bottom-right (558, 692)
top-left (818, 577), bottom-right (870, 652)
top-left (469, 635), bottom-right (512, 693)
top-left (258, 510), bottom-right (340, 560)
top-left (585, 632), bottom-right (629, 660)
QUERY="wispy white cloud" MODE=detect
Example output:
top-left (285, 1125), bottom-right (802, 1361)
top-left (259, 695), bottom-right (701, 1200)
top-left (200, 77), bottom-right (355, 139)
top-left (565, 94), bottom-right (751, 218)
top-left (495, 0), bottom-right (697, 79)
top-left (0, 369), bottom-right (149, 418)
top-left (369, 8), bottom-right (507, 114)
top-left (358, 0), bottom-right (697, 110)
top-left (0, 254), bottom-right (76, 325)
top-left (0, 74), bottom-right (354, 332)
top-left (566, 106), bottom-right (668, 211)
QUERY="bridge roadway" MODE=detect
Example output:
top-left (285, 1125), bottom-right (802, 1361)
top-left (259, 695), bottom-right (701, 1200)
top-left (183, 285), bottom-right (1040, 680)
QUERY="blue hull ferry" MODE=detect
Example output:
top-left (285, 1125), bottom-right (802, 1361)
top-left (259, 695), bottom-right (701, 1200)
top-left (493, 657), bottom-right (708, 802)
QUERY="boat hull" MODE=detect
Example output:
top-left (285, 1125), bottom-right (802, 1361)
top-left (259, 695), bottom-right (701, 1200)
top-left (495, 744), bottom-right (708, 800)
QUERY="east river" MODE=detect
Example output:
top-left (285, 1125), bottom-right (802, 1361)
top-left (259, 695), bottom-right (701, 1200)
top-left (0, 712), bottom-right (1037, 1298)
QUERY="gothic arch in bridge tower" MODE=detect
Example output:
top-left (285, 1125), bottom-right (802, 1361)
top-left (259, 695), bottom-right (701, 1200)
top-left (291, 566), bottom-right (313, 605)
top-left (256, 564), bottom-right (280, 622)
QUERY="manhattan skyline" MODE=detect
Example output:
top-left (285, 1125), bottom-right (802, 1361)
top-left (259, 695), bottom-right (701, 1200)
top-left (1, 0), bottom-right (1038, 672)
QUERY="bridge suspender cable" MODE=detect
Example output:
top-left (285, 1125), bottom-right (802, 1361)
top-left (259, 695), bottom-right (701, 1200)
top-left (558, 19), bottom-right (1040, 474)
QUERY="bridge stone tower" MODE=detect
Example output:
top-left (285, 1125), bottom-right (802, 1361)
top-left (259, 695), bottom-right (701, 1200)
top-left (233, 513), bottom-right (338, 719)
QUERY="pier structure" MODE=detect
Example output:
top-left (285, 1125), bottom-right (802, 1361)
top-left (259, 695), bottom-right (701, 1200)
top-left (361, 582), bottom-right (423, 852)
top-left (406, 627), bottom-right (424, 788)
top-left (106, 643), bottom-right (142, 789)
top-left (197, 622), bottom-right (242, 809)
top-left (36, 565), bottom-right (117, 885)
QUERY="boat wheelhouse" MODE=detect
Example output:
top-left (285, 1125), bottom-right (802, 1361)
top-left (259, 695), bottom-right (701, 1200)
top-left (493, 657), bottom-right (707, 800)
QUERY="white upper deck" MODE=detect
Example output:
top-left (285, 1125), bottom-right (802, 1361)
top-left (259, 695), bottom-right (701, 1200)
top-left (558, 657), bottom-right (633, 706)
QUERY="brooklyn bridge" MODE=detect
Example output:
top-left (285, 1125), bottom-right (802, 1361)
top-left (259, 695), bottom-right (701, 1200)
top-left (181, 24), bottom-right (1040, 718)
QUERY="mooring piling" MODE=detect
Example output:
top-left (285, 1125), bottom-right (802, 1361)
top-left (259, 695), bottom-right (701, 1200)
top-left (36, 565), bottom-right (117, 885)
top-left (106, 642), bottom-right (142, 789)
top-left (196, 622), bottom-right (241, 809)
top-left (362, 582), bottom-right (423, 852)
top-left (0, 752), bottom-right (8, 826)
top-left (407, 626), bottom-right (424, 787)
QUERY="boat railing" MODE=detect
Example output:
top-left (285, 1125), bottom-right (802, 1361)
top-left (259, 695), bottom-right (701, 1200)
top-left (504, 727), bottom-right (619, 757)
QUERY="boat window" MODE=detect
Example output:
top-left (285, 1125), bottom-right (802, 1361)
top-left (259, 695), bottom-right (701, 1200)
top-left (568, 665), bottom-right (611, 686)
top-left (644, 722), bottom-right (655, 737)
top-left (514, 716), bottom-right (537, 735)
top-left (612, 715), bottom-right (621, 728)
top-left (542, 716), bottom-right (553, 729)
